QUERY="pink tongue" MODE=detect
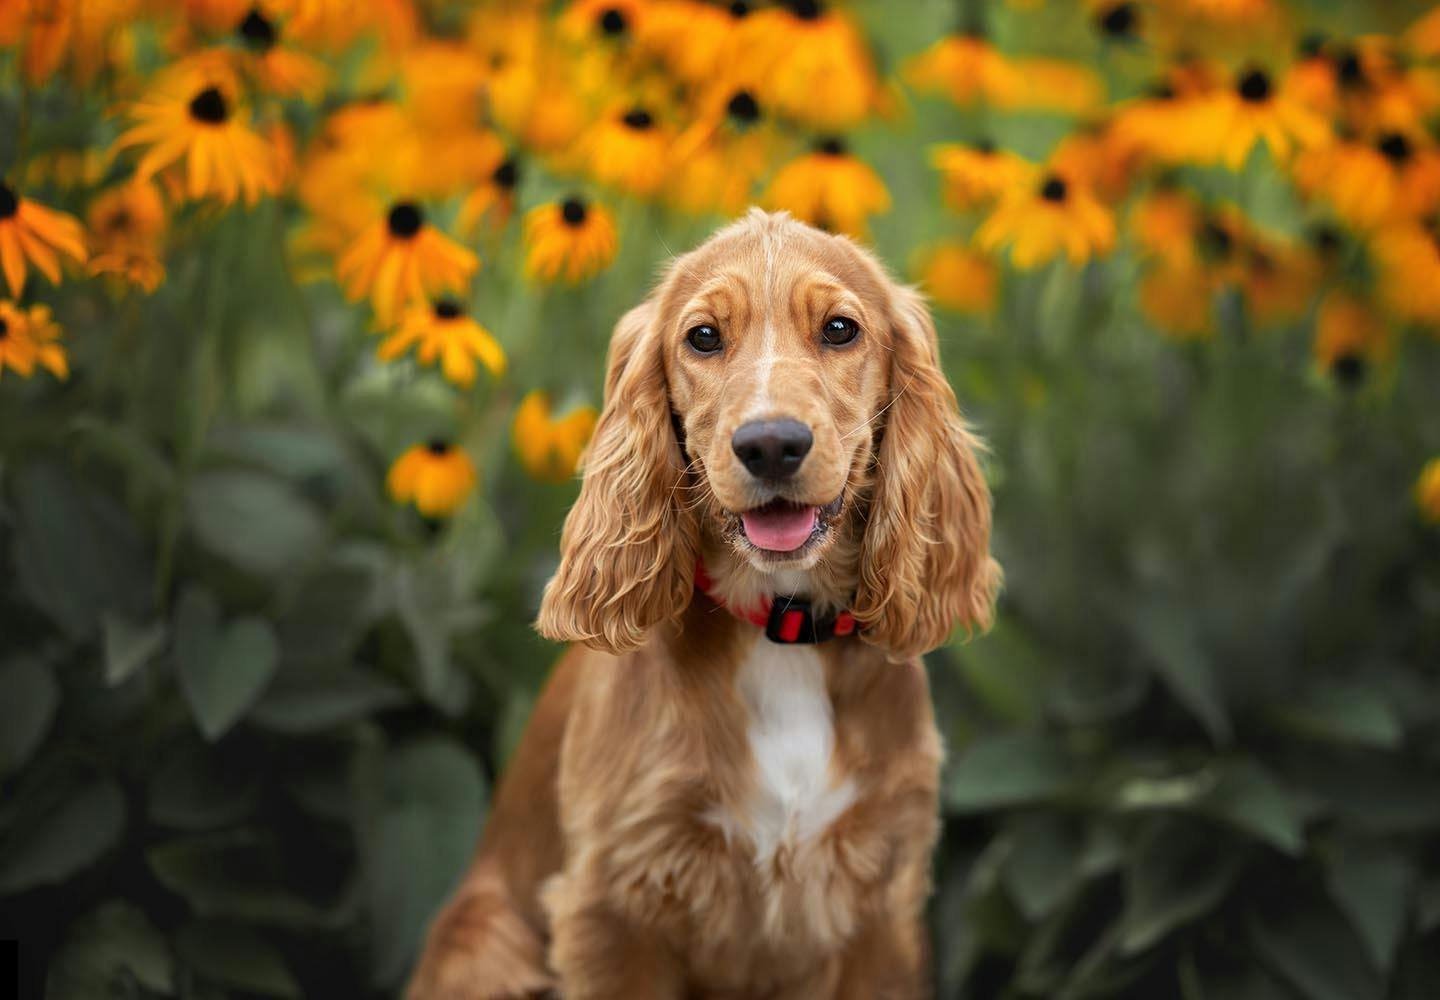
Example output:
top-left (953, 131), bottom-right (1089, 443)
top-left (741, 504), bottom-right (818, 552)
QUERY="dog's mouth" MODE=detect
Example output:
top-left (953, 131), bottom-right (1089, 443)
top-left (733, 495), bottom-right (843, 556)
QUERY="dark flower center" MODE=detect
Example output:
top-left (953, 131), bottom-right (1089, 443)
top-left (1237, 69), bottom-right (1271, 103)
top-left (188, 87), bottom-right (230, 124)
top-left (1332, 354), bottom-right (1366, 387)
top-left (1148, 80), bottom-right (1176, 100)
top-left (0, 183), bottom-right (17, 220)
top-left (1335, 49), bottom-right (1364, 89)
top-left (1097, 3), bottom-right (1137, 38)
top-left (1299, 33), bottom-right (1326, 59)
top-left (434, 298), bottom-right (463, 319)
top-left (788, 0), bottom-right (823, 20)
top-left (1309, 223), bottom-right (1342, 256)
top-left (598, 7), bottom-right (627, 35)
top-left (974, 137), bottom-right (996, 154)
top-left (727, 90), bottom-right (760, 122)
top-left (1200, 219), bottom-right (1233, 259)
top-left (237, 8), bottom-right (276, 49)
top-left (0, 318), bottom-right (8, 339)
top-left (1040, 175), bottom-right (1068, 203)
top-left (815, 137), bottom-right (847, 156)
top-left (493, 157), bottom-right (519, 189)
top-left (622, 108), bottom-right (653, 130)
top-left (1377, 132), bottom-right (1412, 164)
top-left (105, 209), bottom-right (133, 233)
top-left (729, 1), bottom-right (749, 17)
top-left (387, 202), bottom-right (423, 238)
top-left (427, 439), bottom-right (451, 455)
top-left (561, 198), bottom-right (588, 226)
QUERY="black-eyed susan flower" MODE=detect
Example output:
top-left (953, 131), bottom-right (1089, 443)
top-left (915, 243), bottom-right (998, 315)
top-left (1411, 8), bottom-right (1440, 59)
top-left (1416, 458), bottom-right (1440, 524)
top-left (1313, 290), bottom-right (1389, 387)
top-left (0, 301), bottom-right (67, 380)
top-left (1139, 260), bottom-right (1215, 341)
top-left (1195, 65), bottom-right (1331, 170)
top-left (523, 197), bottom-right (618, 285)
top-left (377, 298), bottom-right (505, 388)
top-left (1130, 186), bottom-right (1204, 264)
top-left (512, 391), bottom-right (598, 483)
top-left (762, 138), bottom-right (890, 238)
top-left (1293, 131), bottom-right (1440, 229)
top-left (233, 6), bottom-right (328, 98)
top-left (930, 141), bottom-right (1035, 212)
top-left (584, 107), bottom-right (672, 196)
top-left (637, 0), bottom-right (749, 84)
top-left (86, 178), bottom-right (166, 293)
top-left (560, 0), bottom-right (647, 44)
top-left (0, 182), bottom-right (87, 298)
top-left (336, 202), bottom-right (479, 322)
top-left (906, 32), bottom-right (1102, 114)
top-left (112, 61), bottom-right (280, 207)
top-left (976, 171), bottom-right (1115, 269)
top-left (1239, 242), bottom-right (1315, 328)
top-left (458, 156), bottom-right (520, 236)
top-left (387, 440), bottom-right (478, 517)
top-left (1049, 121), bottom-right (1145, 203)
top-left (1370, 221), bottom-right (1440, 326)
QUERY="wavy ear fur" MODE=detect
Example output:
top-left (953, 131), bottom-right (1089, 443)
top-left (536, 301), bottom-right (699, 654)
top-left (854, 286), bottom-right (1000, 660)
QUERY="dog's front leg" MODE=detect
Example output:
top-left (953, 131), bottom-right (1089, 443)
top-left (830, 917), bottom-right (930, 1000)
top-left (547, 894), bottom-right (684, 1000)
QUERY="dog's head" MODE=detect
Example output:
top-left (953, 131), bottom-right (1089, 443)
top-left (537, 210), bottom-right (998, 659)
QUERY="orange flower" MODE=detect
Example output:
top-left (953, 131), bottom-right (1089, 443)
top-left (523, 198), bottom-right (618, 285)
top-left (915, 243), bottom-right (998, 315)
top-left (336, 203), bottom-right (478, 323)
top-left (377, 298), bottom-right (505, 388)
top-left (86, 178), bottom-right (167, 293)
top-left (1193, 66), bottom-right (1331, 169)
top-left (583, 107), bottom-right (673, 196)
top-left (0, 182), bottom-right (87, 297)
top-left (762, 138), bottom-right (890, 238)
top-left (907, 33), bottom-right (1102, 113)
top-left (512, 391), bottom-right (599, 483)
top-left (1293, 131), bottom-right (1440, 229)
top-left (976, 171), bottom-right (1115, 269)
top-left (931, 142), bottom-right (1035, 212)
top-left (0, 301), bottom-right (68, 380)
top-left (1313, 290), bottom-right (1389, 386)
top-left (387, 441), bottom-right (477, 517)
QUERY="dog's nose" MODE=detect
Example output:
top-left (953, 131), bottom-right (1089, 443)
top-left (732, 419), bottom-right (813, 479)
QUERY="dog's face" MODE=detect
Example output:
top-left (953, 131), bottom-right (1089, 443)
top-left (660, 221), bottom-right (892, 572)
top-left (538, 210), bottom-right (998, 659)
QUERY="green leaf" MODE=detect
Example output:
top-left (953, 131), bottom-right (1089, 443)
top-left (361, 738), bottom-right (487, 987)
top-left (175, 588), bottom-right (280, 740)
top-left (101, 612), bottom-right (168, 686)
top-left (1124, 604), bottom-right (1231, 744)
top-left (250, 665), bottom-right (409, 733)
top-left (185, 468), bottom-right (326, 577)
top-left (0, 778), bottom-right (126, 893)
top-left (148, 745), bottom-right (261, 831)
top-left (1326, 842), bottom-right (1413, 974)
top-left (0, 655), bottom-right (60, 775)
top-left (148, 831), bottom-right (329, 928)
top-left (1201, 760), bottom-right (1305, 855)
top-left (46, 900), bottom-right (174, 998)
top-left (176, 920), bottom-right (301, 998)
top-left (10, 461), bottom-right (152, 638)
top-left (944, 731), bottom-right (1076, 812)
top-left (950, 618), bottom-right (1053, 725)
top-left (1118, 817), bottom-right (1243, 954)
top-left (1249, 899), bottom-right (1381, 1000)
top-left (1272, 683), bottom-right (1403, 749)
top-left (1002, 814), bottom-right (1084, 922)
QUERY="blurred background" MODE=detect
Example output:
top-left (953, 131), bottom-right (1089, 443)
top-left (3, 0), bottom-right (1440, 996)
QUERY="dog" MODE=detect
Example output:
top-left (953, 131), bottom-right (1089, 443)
top-left (406, 209), bottom-right (999, 1000)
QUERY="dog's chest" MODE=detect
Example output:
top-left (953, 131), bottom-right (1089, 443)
top-left (724, 640), bottom-right (857, 864)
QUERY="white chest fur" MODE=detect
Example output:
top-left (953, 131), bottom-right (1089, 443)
top-left (728, 638), bottom-right (858, 865)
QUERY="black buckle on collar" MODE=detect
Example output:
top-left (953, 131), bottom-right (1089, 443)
top-left (765, 597), bottom-right (857, 645)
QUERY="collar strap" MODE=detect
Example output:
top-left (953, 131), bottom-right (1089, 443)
top-left (695, 562), bottom-right (858, 644)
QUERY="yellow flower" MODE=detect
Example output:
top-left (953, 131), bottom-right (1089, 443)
top-left (728, 2), bottom-right (882, 129)
top-left (1239, 241), bottom-right (1314, 329)
top-left (377, 298), bottom-right (505, 388)
top-left (976, 171), bottom-right (1116, 269)
top-left (1313, 290), bottom-right (1389, 386)
top-left (930, 141), bottom-right (1035, 212)
top-left (387, 441), bottom-right (477, 517)
top-left (762, 139), bottom-right (890, 238)
top-left (1193, 66), bottom-right (1331, 170)
top-left (232, 6), bottom-right (329, 98)
top-left (1139, 260), bottom-right (1215, 341)
top-left (512, 391), bottom-right (598, 483)
top-left (1370, 222), bottom-right (1440, 326)
top-left (584, 107), bottom-right (672, 196)
top-left (0, 0), bottom-right (72, 84)
top-left (636, 0), bottom-right (749, 85)
top-left (1130, 187), bottom-right (1203, 264)
top-left (336, 202), bottom-right (478, 323)
top-left (1293, 131), bottom-right (1440, 230)
top-left (457, 157), bottom-right (521, 236)
top-left (85, 178), bottom-right (166, 293)
top-left (0, 182), bottom-right (87, 298)
top-left (915, 243), bottom-right (997, 315)
top-left (112, 61), bottom-right (280, 206)
top-left (0, 301), bottom-right (67, 380)
top-left (1416, 458), bottom-right (1440, 524)
top-left (666, 101), bottom-right (773, 216)
top-left (523, 198), bottom-right (618, 285)
top-left (906, 33), bottom-right (1102, 113)
top-left (1411, 7), bottom-right (1440, 59)
top-left (1049, 122), bottom-right (1144, 204)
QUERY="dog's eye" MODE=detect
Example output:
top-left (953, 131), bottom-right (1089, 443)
top-left (822, 316), bottom-right (859, 345)
top-left (686, 324), bottom-right (722, 353)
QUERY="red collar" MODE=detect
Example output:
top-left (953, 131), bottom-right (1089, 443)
top-left (694, 562), bottom-right (858, 644)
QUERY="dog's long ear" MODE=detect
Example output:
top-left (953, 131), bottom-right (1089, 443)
top-left (536, 300), bottom-right (699, 654)
top-left (853, 285), bottom-right (999, 660)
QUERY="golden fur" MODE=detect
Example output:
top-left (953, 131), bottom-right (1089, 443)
top-left (407, 211), bottom-right (998, 1000)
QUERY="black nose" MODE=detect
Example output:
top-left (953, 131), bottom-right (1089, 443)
top-left (731, 419), bottom-right (813, 479)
